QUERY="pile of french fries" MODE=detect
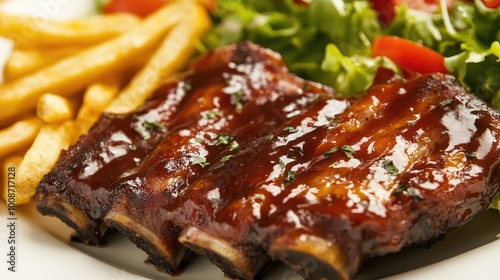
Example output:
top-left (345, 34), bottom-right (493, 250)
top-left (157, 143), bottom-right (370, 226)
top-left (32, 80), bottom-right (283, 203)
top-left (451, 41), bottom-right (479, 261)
top-left (0, 1), bottom-right (211, 204)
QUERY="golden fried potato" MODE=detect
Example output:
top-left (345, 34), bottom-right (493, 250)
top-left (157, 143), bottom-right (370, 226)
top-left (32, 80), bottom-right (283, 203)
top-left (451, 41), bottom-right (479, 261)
top-left (75, 76), bottom-right (122, 137)
top-left (0, 1), bottom-right (194, 121)
top-left (0, 117), bottom-right (42, 158)
top-left (1, 155), bottom-right (23, 203)
top-left (37, 93), bottom-right (77, 123)
top-left (16, 121), bottom-right (73, 204)
top-left (0, 12), bottom-right (140, 48)
top-left (82, 76), bottom-right (122, 111)
top-left (106, 3), bottom-right (212, 114)
top-left (5, 46), bottom-right (81, 81)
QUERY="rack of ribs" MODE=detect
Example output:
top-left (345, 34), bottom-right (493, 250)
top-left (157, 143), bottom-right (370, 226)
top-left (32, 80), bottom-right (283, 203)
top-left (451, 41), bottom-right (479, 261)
top-left (36, 42), bottom-right (500, 280)
top-left (35, 69), bottom-right (193, 245)
top-left (103, 42), bottom-right (341, 274)
top-left (173, 73), bottom-right (500, 279)
top-left (37, 42), bottom-right (342, 273)
top-left (35, 42), bottom-right (265, 245)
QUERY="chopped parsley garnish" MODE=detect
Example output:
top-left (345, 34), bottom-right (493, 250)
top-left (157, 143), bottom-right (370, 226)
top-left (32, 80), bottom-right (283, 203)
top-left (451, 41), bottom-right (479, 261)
top-left (266, 134), bottom-right (275, 141)
top-left (231, 92), bottom-right (245, 113)
top-left (279, 159), bottom-right (286, 169)
top-left (118, 181), bottom-right (129, 186)
top-left (283, 127), bottom-right (299, 133)
top-left (358, 201), bottom-right (369, 207)
top-left (194, 157), bottom-right (209, 168)
top-left (284, 170), bottom-right (297, 184)
top-left (382, 160), bottom-right (399, 176)
top-left (252, 194), bottom-right (265, 201)
top-left (195, 137), bottom-right (205, 144)
top-left (215, 133), bottom-right (234, 146)
top-left (407, 120), bottom-right (417, 126)
top-left (221, 155), bottom-right (233, 163)
top-left (184, 82), bottom-right (192, 91)
top-left (142, 121), bottom-right (166, 132)
top-left (229, 140), bottom-right (239, 151)
top-left (135, 121), bottom-right (166, 140)
top-left (393, 185), bottom-right (423, 202)
top-left (341, 145), bottom-right (355, 158)
top-left (203, 109), bottom-right (222, 120)
top-left (129, 145), bottom-right (137, 151)
top-left (440, 98), bottom-right (453, 107)
top-left (466, 152), bottom-right (477, 158)
top-left (303, 84), bottom-right (311, 91)
top-left (323, 147), bottom-right (338, 158)
top-left (134, 126), bottom-right (151, 140)
top-left (307, 94), bottom-right (319, 103)
top-left (330, 119), bottom-right (340, 128)
top-left (328, 162), bottom-right (339, 168)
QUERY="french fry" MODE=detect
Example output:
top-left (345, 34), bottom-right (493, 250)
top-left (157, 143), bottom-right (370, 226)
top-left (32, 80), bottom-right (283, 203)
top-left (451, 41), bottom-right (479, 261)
top-left (0, 117), bottom-right (42, 158)
top-left (75, 76), bottom-right (122, 137)
top-left (16, 121), bottom-right (73, 204)
top-left (0, 12), bottom-right (140, 48)
top-left (107, 3), bottom-right (212, 114)
top-left (37, 93), bottom-right (77, 123)
top-left (82, 76), bottom-right (122, 112)
top-left (0, 1), bottom-right (194, 121)
top-left (5, 46), bottom-right (81, 81)
top-left (1, 155), bottom-right (23, 203)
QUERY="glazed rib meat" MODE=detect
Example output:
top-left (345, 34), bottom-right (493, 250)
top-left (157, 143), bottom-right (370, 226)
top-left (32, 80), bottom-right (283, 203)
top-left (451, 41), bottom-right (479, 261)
top-left (35, 42), bottom-right (500, 280)
top-left (104, 42), bottom-right (339, 274)
top-left (36, 42), bottom-right (339, 274)
top-left (174, 74), bottom-right (500, 279)
top-left (35, 70), bottom-right (193, 245)
top-left (36, 42), bottom-right (275, 245)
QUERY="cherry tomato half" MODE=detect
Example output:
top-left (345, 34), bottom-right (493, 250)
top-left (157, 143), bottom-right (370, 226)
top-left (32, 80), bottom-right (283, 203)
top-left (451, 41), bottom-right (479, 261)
top-left (103, 0), bottom-right (216, 17)
top-left (481, 0), bottom-right (500, 9)
top-left (372, 36), bottom-right (449, 74)
top-left (103, 0), bottom-right (168, 18)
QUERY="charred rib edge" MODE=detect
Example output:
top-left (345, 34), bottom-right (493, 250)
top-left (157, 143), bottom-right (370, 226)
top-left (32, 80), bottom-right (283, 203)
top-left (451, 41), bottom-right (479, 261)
top-left (36, 194), bottom-right (106, 246)
top-left (179, 226), bottom-right (269, 280)
top-left (105, 208), bottom-right (187, 274)
top-left (269, 234), bottom-right (354, 280)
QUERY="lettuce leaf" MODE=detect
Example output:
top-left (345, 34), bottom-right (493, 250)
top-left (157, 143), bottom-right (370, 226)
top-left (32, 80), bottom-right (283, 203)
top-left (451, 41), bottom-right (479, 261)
top-left (203, 0), bottom-right (500, 104)
top-left (202, 0), bottom-right (387, 96)
top-left (388, 0), bottom-right (500, 107)
top-left (318, 44), bottom-right (399, 94)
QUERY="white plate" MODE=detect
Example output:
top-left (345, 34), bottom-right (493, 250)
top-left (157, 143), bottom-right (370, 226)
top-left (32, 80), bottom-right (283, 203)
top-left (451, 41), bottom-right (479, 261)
top-left (1, 201), bottom-right (499, 279)
top-left (0, 2), bottom-right (498, 277)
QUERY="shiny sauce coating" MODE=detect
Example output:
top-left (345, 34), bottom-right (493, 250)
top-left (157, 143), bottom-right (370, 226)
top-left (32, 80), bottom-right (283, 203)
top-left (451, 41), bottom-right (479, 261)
top-left (174, 74), bottom-right (500, 273)
top-left (109, 42), bottom-right (338, 240)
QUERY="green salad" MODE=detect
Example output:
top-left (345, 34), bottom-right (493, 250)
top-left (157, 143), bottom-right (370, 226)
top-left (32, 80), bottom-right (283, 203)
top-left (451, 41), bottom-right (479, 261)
top-left (201, 0), bottom-right (500, 211)
top-left (203, 0), bottom-right (499, 99)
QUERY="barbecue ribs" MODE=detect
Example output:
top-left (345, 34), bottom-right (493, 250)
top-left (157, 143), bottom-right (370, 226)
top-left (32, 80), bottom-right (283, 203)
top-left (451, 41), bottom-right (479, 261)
top-left (36, 43), bottom-right (500, 280)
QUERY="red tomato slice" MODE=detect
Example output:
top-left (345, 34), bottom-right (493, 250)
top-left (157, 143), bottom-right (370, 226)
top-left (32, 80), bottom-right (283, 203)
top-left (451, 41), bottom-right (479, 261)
top-left (103, 0), bottom-right (168, 18)
top-left (103, 0), bottom-right (217, 17)
top-left (482, 0), bottom-right (500, 8)
top-left (372, 36), bottom-right (449, 74)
